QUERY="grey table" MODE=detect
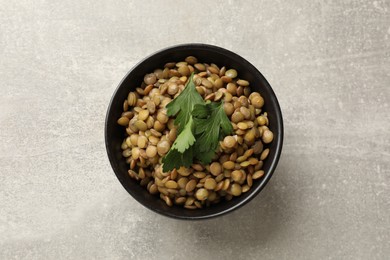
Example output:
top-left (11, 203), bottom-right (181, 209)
top-left (1, 1), bottom-right (389, 259)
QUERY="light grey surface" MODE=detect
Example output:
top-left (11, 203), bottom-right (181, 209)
top-left (0, 0), bottom-right (389, 259)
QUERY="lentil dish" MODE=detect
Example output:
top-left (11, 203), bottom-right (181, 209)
top-left (117, 56), bottom-right (274, 209)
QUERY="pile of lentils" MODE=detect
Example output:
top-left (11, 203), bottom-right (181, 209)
top-left (117, 56), bottom-right (274, 209)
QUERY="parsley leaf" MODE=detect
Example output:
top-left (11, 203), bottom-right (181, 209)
top-left (162, 73), bottom-right (202, 172)
top-left (170, 117), bottom-right (195, 153)
top-left (162, 144), bottom-right (194, 172)
top-left (165, 73), bottom-right (204, 133)
top-left (192, 101), bottom-right (233, 164)
top-left (162, 117), bottom-right (196, 172)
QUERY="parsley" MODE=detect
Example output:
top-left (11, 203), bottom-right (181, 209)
top-left (165, 73), bottom-right (204, 133)
top-left (162, 117), bottom-right (195, 171)
top-left (162, 73), bottom-right (233, 172)
top-left (192, 102), bottom-right (233, 164)
top-left (162, 144), bottom-right (194, 172)
top-left (162, 73), bottom-right (201, 172)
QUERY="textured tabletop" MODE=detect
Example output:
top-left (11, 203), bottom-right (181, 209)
top-left (1, 0), bottom-right (389, 259)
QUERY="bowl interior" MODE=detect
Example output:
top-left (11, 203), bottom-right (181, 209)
top-left (105, 44), bottom-right (283, 219)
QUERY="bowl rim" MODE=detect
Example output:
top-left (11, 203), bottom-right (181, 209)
top-left (105, 43), bottom-right (284, 220)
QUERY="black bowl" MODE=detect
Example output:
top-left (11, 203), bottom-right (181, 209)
top-left (105, 43), bottom-right (283, 220)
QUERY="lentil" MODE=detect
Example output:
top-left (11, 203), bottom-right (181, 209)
top-left (117, 117), bottom-right (129, 126)
top-left (127, 92), bottom-right (137, 106)
top-left (146, 145), bottom-right (157, 158)
top-left (262, 129), bottom-right (274, 143)
top-left (185, 56), bottom-right (197, 65)
top-left (165, 180), bottom-right (178, 189)
top-left (225, 69), bottom-right (238, 78)
top-left (223, 161), bottom-right (235, 170)
top-left (260, 148), bottom-right (270, 161)
top-left (253, 170), bottom-right (264, 179)
top-left (185, 180), bottom-right (197, 192)
top-left (224, 136), bottom-right (237, 148)
top-left (230, 184), bottom-right (242, 196)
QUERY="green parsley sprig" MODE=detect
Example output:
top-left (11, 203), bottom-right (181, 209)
top-left (162, 73), bottom-right (233, 172)
top-left (192, 101), bottom-right (233, 164)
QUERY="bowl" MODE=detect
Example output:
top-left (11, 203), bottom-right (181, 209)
top-left (105, 43), bottom-right (283, 220)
